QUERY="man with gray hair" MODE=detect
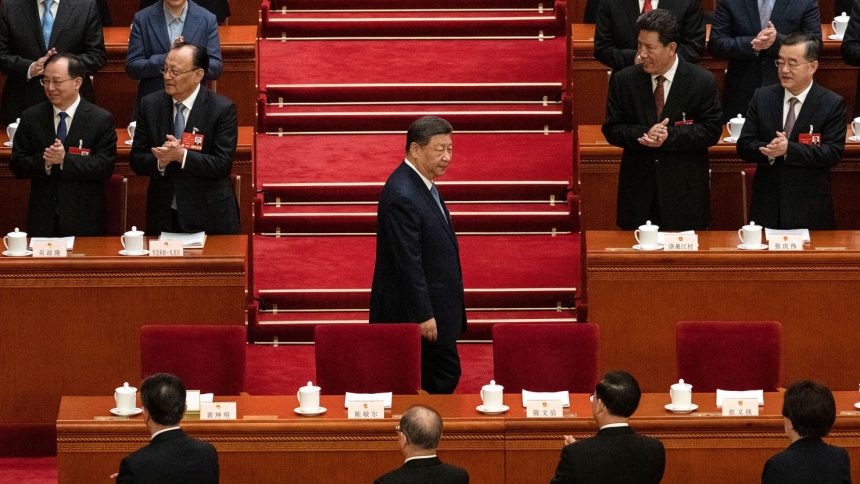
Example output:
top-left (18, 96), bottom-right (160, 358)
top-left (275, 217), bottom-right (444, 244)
top-left (375, 405), bottom-right (469, 483)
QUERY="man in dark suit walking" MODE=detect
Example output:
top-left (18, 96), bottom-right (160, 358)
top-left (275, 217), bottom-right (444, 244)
top-left (0, 0), bottom-right (106, 125)
top-left (737, 32), bottom-right (845, 230)
top-left (375, 405), bottom-right (469, 484)
top-left (709, 0), bottom-right (821, 122)
top-left (114, 373), bottom-right (219, 483)
top-left (130, 42), bottom-right (239, 235)
top-left (762, 380), bottom-right (851, 484)
top-left (550, 371), bottom-right (665, 484)
top-left (10, 53), bottom-right (116, 237)
top-left (602, 9), bottom-right (722, 231)
top-left (370, 116), bottom-right (466, 394)
top-left (594, 0), bottom-right (705, 72)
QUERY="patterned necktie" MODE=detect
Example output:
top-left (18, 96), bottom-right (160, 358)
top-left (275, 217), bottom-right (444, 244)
top-left (173, 102), bottom-right (186, 139)
top-left (783, 97), bottom-right (799, 137)
top-left (56, 112), bottom-right (67, 143)
top-left (430, 183), bottom-right (448, 223)
top-left (42, 0), bottom-right (54, 48)
top-left (654, 75), bottom-right (666, 119)
top-left (758, 0), bottom-right (774, 29)
top-left (641, 0), bottom-right (653, 14)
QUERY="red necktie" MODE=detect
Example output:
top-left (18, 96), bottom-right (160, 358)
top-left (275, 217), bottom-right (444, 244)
top-left (654, 75), bottom-right (665, 119)
top-left (642, 0), bottom-right (653, 14)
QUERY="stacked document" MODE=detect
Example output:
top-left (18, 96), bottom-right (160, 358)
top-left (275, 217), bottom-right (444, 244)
top-left (344, 392), bottom-right (393, 409)
top-left (716, 389), bottom-right (764, 407)
top-left (29, 236), bottom-right (75, 250)
top-left (159, 232), bottom-right (207, 248)
top-left (521, 390), bottom-right (570, 407)
top-left (657, 231), bottom-right (694, 245)
top-left (765, 228), bottom-right (810, 242)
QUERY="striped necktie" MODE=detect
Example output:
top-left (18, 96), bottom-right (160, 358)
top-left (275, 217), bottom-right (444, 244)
top-left (42, 0), bottom-right (55, 48)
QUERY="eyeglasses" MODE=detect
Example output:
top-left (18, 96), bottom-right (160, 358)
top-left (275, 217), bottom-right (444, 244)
top-left (160, 66), bottom-right (200, 78)
top-left (774, 60), bottom-right (814, 70)
top-left (40, 77), bottom-right (75, 87)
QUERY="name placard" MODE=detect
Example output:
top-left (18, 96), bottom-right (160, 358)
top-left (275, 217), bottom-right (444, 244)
top-left (721, 398), bottom-right (759, 417)
top-left (526, 400), bottom-right (563, 418)
top-left (768, 234), bottom-right (804, 251)
top-left (200, 402), bottom-right (236, 420)
top-left (32, 240), bottom-right (66, 257)
top-left (347, 400), bottom-right (385, 419)
top-left (149, 239), bottom-right (183, 257)
top-left (186, 390), bottom-right (201, 413)
top-left (663, 233), bottom-right (699, 251)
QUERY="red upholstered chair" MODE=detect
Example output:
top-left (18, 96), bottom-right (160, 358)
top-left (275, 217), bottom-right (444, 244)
top-left (314, 324), bottom-right (421, 395)
top-left (676, 321), bottom-right (782, 392)
top-left (140, 325), bottom-right (247, 395)
top-left (492, 323), bottom-right (599, 393)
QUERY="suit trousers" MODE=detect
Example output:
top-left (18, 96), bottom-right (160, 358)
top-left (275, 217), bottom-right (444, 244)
top-left (421, 340), bottom-right (461, 394)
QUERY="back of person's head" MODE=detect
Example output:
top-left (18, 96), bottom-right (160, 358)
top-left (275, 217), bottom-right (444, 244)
top-left (636, 9), bottom-right (680, 47)
top-left (405, 116), bottom-right (453, 153)
top-left (781, 31), bottom-right (821, 62)
top-left (782, 380), bottom-right (836, 439)
top-left (170, 41), bottom-right (210, 73)
top-left (140, 373), bottom-right (187, 426)
top-left (399, 405), bottom-right (443, 450)
top-left (595, 371), bottom-right (641, 418)
top-left (45, 52), bottom-right (87, 79)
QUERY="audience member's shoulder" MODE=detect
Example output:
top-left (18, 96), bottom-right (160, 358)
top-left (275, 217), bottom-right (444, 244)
top-left (443, 462), bottom-right (470, 481)
top-left (612, 64), bottom-right (646, 82)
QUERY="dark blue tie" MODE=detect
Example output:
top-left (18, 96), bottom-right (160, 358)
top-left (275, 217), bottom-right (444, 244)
top-left (430, 183), bottom-right (448, 223)
top-left (56, 112), bottom-right (67, 143)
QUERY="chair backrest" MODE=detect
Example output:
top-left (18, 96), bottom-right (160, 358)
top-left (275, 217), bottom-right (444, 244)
top-left (314, 324), bottom-right (421, 395)
top-left (104, 174), bottom-right (127, 236)
top-left (492, 323), bottom-right (599, 393)
top-left (140, 325), bottom-right (247, 395)
top-left (676, 320), bottom-right (782, 392)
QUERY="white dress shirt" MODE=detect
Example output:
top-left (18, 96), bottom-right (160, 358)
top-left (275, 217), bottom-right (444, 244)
top-left (651, 54), bottom-right (679, 105)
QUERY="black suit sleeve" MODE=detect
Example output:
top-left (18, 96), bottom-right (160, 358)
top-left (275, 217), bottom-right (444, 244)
top-left (0, 4), bottom-right (36, 77)
top-left (736, 89), bottom-right (771, 165)
top-left (768, 1), bottom-right (821, 58)
top-left (115, 457), bottom-right (133, 484)
top-left (76, 0), bottom-right (107, 75)
top-left (60, 111), bottom-right (116, 181)
top-left (601, 72), bottom-right (651, 152)
top-left (662, 73), bottom-right (722, 152)
top-left (129, 100), bottom-right (161, 177)
top-left (593, 1), bottom-right (634, 71)
top-left (9, 111), bottom-right (50, 179)
top-left (676, 0), bottom-right (706, 64)
top-left (550, 445), bottom-right (576, 484)
top-left (708, 0), bottom-right (757, 60)
top-left (183, 100), bottom-right (237, 179)
top-left (842, 0), bottom-right (860, 65)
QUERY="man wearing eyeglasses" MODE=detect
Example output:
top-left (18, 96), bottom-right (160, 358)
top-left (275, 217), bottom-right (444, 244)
top-left (9, 53), bottom-right (116, 237)
top-left (126, 0), bottom-right (222, 104)
top-left (130, 42), bottom-right (239, 235)
top-left (737, 32), bottom-right (846, 230)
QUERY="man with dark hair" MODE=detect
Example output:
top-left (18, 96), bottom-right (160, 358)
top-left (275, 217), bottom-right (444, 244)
top-left (370, 116), bottom-right (467, 394)
top-left (762, 380), bottom-right (850, 484)
top-left (551, 371), bottom-right (665, 484)
top-left (593, 0), bottom-right (705, 72)
top-left (115, 373), bottom-right (219, 483)
top-left (737, 32), bottom-right (845, 230)
top-left (10, 53), bottom-right (116, 237)
top-left (130, 42), bottom-right (240, 235)
top-left (375, 405), bottom-right (469, 483)
top-left (602, 9), bottom-right (721, 231)
top-left (709, 0), bottom-right (820, 122)
top-left (0, 0), bottom-right (106, 124)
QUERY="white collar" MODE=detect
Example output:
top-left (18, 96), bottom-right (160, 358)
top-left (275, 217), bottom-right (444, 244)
top-left (53, 95), bottom-right (81, 120)
top-left (403, 158), bottom-right (433, 190)
top-left (174, 83), bottom-right (201, 112)
top-left (404, 454), bottom-right (437, 463)
top-left (150, 426), bottom-right (181, 440)
top-left (599, 422), bottom-right (630, 430)
top-left (784, 81), bottom-right (814, 106)
top-left (652, 55), bottom-right (679, 85)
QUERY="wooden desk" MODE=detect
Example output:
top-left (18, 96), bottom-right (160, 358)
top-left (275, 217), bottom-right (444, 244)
top-left (0, 126), bottom-right (254, 235)
top-left (578, 124), bottom-right (860, 230)
top-left (584, 230), bottom-right (860, 393)
top-left (0, 236), bottom-right (247, 453)
top-left (571, 23), bottom-right (858, 126)
top-left (57, 392), bottom-right (860, 483)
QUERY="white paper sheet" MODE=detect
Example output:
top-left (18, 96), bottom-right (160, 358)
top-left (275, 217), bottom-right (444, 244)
top-left (657, 231), bottom-right (695, 245)
top-left (716, 389), bottom-right (764, 407)
top-left (159, 231), bottom-right (207, 248)
top-left (29, 236), bottom-right (74, 250)
top-left (344, 392), bottom-right (392, 409)
top-left (765, 228), bottom-right (810, 242)
top-left (521, 390), bottom-right (570, 408)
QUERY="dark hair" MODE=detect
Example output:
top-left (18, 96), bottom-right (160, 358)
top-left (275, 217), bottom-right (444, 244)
top-left (171, 42), bottom-right (210, 73)
top-left (399, 405), bottom-right (443, 450)
top-left (405, 116), bottom-right (453, 153)
top-left (781, 31), bottom-right (821, 62)
top-left (44, 53), bottom-right (87, 79)
top-left (782, 380), bottom-right (836, 439)
top-left (636, 9), bottom-right (680, 47)
top-left (140, 373), bottom-right (187, 426)
top-left (595, 371), bottom-right (641, 418)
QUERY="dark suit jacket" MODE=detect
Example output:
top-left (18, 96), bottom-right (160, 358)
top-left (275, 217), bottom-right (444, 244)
top-left (709, 0), bottom-right (821, 121)
top-left (0, 0), bottom-right (106, 124)
top-left (737, 82), bottom-right (845, 229)
top-left (127, 0), bottom-right (223, 101)
top-left (374, 456), bottom-right (469, 484)
top-left (9, 99), bottom-right (116, 236)
top-left (369, 162), bottom-right (467, 346)
top-left (594, 0), bottom-right (705, 72)
top-left (602, 59), bottom-right (722, 230)
top-left (550, 426), bottom-right (666, 484)
top-left (130, 85), bottom-right (239, 235)
top-left (840, 0), bottom-right (860, 115)
top-left (140, 0), bottom-right (230, 23)
top-left (116, 428), bottom-right (219, 484)
top-left (762, 437), bottom-right (851, 484)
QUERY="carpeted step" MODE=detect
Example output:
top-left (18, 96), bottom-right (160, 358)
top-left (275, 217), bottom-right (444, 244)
top-left (267, 0), bottom-right (565, 12)
top-left (256, 132), bottom-right (574, 202)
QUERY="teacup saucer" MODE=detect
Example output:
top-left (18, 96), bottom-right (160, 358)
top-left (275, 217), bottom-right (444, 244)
top-left (632, 244), bottom-right (664, 251)
top-left (119, 249), bottom-right (149, 256)
top-left (722, 136), bottom-right (738, 143)
top-left (476, 404), bottom-right (509, 415)
top-left (737, 243), bottom-right (767, 250)
top-left (3, 141), bottom-right (11, 147)
top-left (850, 136), bottom-right (860, 143)
top-left (664, 403), bottom-right (698, 413)
top-left (854, 402), bottom-right (860, 410)
top-left (3, 250), bottom-right (32, 257)
top-left (124, 140), bottom-right (133, 146)
top-left (829, 34), bottom-right (844, 41)
top-left (110, 407), bottom-right (143, 417)
top-left (294, 406), bottom-right (327, 416)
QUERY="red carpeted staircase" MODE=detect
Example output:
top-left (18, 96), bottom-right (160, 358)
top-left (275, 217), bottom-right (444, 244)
top-left (252, 0), bottom-right (578, 342)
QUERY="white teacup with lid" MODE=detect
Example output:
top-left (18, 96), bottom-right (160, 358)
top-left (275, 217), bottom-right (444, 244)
top-left (121, 226), bottom-right (145, 254)
top-left (738, 221), bottom-right (763, 248)
top-left (297, 381), bottom-right (321, 412)
top-left (127, 121), bottom-right (137, 142)
top-left (669, 379), bottom-right (693, 408)
top-left (634, 220), bottom-right (660, 249)
top-left (480, 380), bottom-right (504, 410)
top-left (726, 114), bottom-right (745, 140)
top-left (6, 118), bottom-right (19, 146)
top-left (833, 12), bottom-right (850, 38)
top-left (852, 117), bottom-right (860, 138)
top-left (3, 227), bottom-right (27, 255)
top-left (114, 382), bottom-right (137, 413)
